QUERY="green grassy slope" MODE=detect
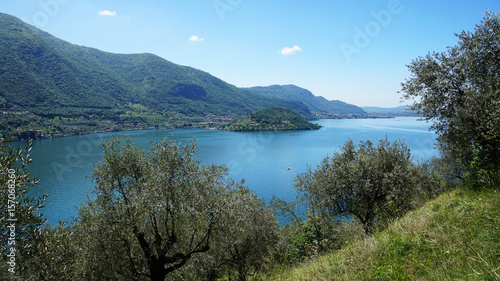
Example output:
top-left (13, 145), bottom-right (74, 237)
top-left (268, 187), bottom-right (500, 280)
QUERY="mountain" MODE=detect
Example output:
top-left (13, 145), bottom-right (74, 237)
top-left (361, 105), bottom-right (415, 116)
top-left (244, 85), bottom-right (366, 115)
top-left (224, 107), bottom-right (322, 131)
top-left (0, 13), bottom-right (311, 136)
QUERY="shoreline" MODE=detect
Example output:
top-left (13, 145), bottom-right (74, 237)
top-left (2, 115), bottom-right (417, 144)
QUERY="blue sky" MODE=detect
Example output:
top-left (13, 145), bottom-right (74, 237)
top-left (2, 0), bottom-right (499, 107)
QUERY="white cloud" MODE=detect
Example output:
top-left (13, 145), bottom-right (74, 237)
top-left (99, 10), bottom-right (117, 16)
top-left (189, 35), bottom-right (205, 42)
top-left (281, 45), bottom-right (302, 55)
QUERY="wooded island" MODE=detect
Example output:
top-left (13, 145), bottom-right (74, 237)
top-left (223, 107), bottom-right (322, 131)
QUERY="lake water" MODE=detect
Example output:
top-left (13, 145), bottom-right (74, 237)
top-left (10, 117), bottom-right (437, 225)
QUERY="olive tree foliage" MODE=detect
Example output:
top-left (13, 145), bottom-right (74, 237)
top-left (270, 196), bottom-right (347, 265)
top-left (401, 11), bottom-right (500, 187)
top-left (177, 187), bottom-right (279, 281)
top-left (0, 140), bottom-right (47, 280)
top-left (21, 222), bottom-right (76, 281)
top-left (72, 136), bottom-right (244, 281)
top-left (218, 188), bottom-right (278, 281)
top-left (429, 141), bottom-right (466, 187)
top-left (295, 138), bottom-right (441, 235)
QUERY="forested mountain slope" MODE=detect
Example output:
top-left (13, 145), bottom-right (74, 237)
top-left (0, 13), bottom-right (310, 125)
top-left (245, 84), bottom-right (366, 115)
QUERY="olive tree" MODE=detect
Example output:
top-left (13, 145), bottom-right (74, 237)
top-left (182, 187), bottom-right (279, 281)
top-left (220, 188), bottom-right (278, 281)
top-left (401, 11), bottom-right (500, 187)
top-left (0, 140), bottom-right (47, 280)
top-left (22, 222), bottom-right (76, 281)
top-left (295, 137), bottom-right (440, 235)
top-left (270, 196), bottom-right (348, 264)
top-left (72, 136), bottom-right (243, 281)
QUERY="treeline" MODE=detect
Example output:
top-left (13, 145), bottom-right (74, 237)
top-left (0, 137), bottom-right (281, 281)
top-left (0, 134), bottom-right (450, 281)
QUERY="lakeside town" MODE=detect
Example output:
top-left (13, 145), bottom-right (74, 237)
top-left (1, 106), bottom-right (407, 142)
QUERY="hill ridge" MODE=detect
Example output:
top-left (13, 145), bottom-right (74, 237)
top-left (0, 13), bottom-right (316, 138)
top-left (245, 84), bottom-right (366, 115)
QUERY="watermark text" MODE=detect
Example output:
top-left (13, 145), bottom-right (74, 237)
top-left (213, 0), bottom-right (244, 21)
top-left (340, 0), bottom-right (403, 63)
top-left (6, 168), bottom-right (17, 274)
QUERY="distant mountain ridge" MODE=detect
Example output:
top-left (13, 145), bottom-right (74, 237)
top-left (245, 85), bottom-right (366, 115)
top-left (362, 105), bottom-right (415, 116)
top-left (0, 13), bottom-right (311, 124)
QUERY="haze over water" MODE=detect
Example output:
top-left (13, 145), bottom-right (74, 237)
top-left (15, 117), bottom-right (436, 225)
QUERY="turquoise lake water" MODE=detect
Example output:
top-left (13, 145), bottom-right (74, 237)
top-left (11, 117), bottom-right (437, 225)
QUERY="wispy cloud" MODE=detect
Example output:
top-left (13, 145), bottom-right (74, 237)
top-left (281, 45), bottom-right (302, 55)
top-left (99, 10), bottom-right (117, 16)
top-left (189, 35), bottom-right (205, 42)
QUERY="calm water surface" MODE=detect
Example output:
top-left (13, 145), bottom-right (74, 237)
top-left (12, 117), bottom-right (437, 225)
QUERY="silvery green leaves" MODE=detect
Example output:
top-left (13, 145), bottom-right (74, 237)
top-left (73, 135), bottom-right (278, 280)
top-left (401, 11), bottom-right (500, 188)
top-left (0, 140), bottom-right (46, 280)
top-left (74, 136), bottom-right (232, 280)
top-left (295, 137), bottom-right (440, 235)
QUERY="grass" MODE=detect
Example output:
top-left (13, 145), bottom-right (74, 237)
top-left (265, 187), bottom-right (500, 280)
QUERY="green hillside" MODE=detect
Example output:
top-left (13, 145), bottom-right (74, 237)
top-left (0, 13), bottom-right (311, 138)
top-left (245, 84), bottom-right (367, 115)
top-left (268, 187), bottom-right (500, 280)
top-left (224, 107), bottom-right (322, 131)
